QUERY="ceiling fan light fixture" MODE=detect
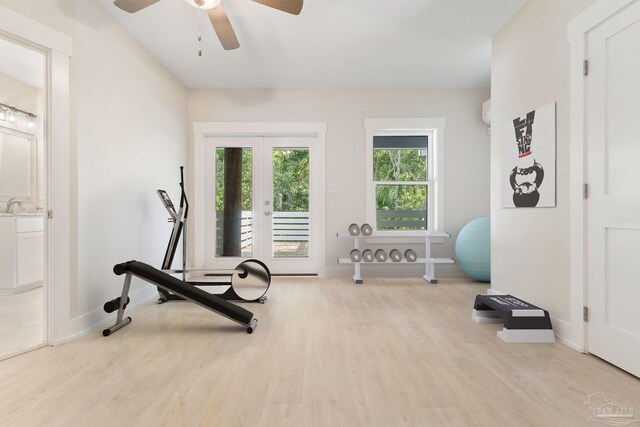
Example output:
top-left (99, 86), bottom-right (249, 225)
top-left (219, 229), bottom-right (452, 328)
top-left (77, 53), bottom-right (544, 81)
top-left (115, 0), bottom-right (302, 52)
top-left (184, 0), bottom-right (221, 9)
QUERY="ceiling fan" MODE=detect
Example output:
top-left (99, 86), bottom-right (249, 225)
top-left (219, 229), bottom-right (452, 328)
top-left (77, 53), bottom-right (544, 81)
top-left (113, 0), bottom-right (303, 51)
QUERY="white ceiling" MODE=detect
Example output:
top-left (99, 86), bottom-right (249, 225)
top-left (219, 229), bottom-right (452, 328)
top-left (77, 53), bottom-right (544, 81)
top-left (0, 38), bottom-right (44, 88)
top-left (96, 0), bottom-right (527, 89)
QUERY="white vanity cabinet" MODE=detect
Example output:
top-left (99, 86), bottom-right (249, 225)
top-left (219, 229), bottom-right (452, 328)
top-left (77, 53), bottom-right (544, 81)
top-left (0, 215), bottom-right (44, 295)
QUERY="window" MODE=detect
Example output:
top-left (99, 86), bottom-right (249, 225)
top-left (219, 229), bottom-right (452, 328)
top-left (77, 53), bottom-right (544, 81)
top-left (373, 136), bottom-right (428, 230)
top-left (365, 118), bottom-right (445, 233)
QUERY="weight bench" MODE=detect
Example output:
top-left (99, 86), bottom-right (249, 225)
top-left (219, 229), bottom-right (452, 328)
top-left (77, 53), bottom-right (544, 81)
top-left (472, 294), bottom-right (555, 343)
top-left (103, 260), bottom-right (258, 336)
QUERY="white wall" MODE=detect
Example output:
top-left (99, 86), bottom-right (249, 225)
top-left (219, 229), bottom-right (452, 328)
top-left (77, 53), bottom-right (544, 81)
top-left (490, 0), bottom-right (597, 342)
top-left (0, 1), bottom-right (188, 338)
top-left (73, 0), bottom-right (188, 317)
top-left (0, 0), bottom-right (76, 37)
top-left (188, 88), bottom-right (490, 277)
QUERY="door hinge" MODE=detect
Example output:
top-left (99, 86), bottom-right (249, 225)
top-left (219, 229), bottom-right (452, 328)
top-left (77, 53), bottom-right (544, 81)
top-left (47, 210), bottom-right (53, 219)
top-left (583, 306), bottom-right (589, 322)
top-left (583, 183), bottom-right (589, 199)
top-left (583, 60), bottom-right (589, 76)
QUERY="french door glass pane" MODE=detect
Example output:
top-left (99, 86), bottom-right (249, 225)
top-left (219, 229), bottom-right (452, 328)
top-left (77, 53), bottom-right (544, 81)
top-left (272, 148), bottom-right (309, 258)
top-left (215, 147), bottom-right (253, 257)
top-left (376, 184), bottom-right (427, 230)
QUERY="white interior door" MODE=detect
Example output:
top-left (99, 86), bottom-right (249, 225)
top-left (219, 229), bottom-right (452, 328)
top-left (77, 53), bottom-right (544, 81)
top-left (586, 0), bottom-right (640, 377)
top-left (204, 135), bottom-right (320, 275)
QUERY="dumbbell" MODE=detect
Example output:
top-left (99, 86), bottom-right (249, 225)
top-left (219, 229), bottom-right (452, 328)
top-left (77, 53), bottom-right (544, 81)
top-left (389, 249), bottom-right (402, 262)
top-left (350, 249), bottom-right (362, 262)
top-left (348, 223), bottom-right (361, 236)
top-left (103, 296), bottom-right (130, 313)
top-left (404, 249), bottom-right (418, 262)
top-left (375, 249), bottom-right (388, 262)
top-left (362, 249), bottom-right (374, 262)
top-left (361, 223), bottom-right (373, 236)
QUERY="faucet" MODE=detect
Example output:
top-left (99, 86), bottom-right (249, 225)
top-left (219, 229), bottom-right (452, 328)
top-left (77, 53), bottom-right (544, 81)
top-left (5, 198), bottom-right (22, 213)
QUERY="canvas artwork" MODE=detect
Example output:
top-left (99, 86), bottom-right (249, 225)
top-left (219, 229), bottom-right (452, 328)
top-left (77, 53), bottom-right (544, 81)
top-left (502, 102), bottom-right (556, 208)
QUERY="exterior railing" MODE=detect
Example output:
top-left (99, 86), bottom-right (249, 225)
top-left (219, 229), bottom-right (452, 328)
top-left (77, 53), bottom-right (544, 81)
top-left (215, 210), bottom-right (424, 250)
top-left (216, 211), bottom-right (310, 249)
top-left (272, 212), bottom-right (309, 242)
top-left (376, 209), bottom-right (427, 230)
top-left (216, 211), bottom-right (253, 249)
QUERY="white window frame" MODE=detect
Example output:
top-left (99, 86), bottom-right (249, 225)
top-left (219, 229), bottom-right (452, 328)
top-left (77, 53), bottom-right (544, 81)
top-left (365, 118), bottom-right (445, 234)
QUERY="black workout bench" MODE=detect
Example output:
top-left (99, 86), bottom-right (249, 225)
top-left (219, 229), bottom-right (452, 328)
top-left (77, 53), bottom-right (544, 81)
top-left (103, 260), bottom-right (258, 336)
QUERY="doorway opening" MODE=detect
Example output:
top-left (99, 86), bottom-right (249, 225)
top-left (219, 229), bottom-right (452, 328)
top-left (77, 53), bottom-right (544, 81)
top-left (0, 35), bottom-right (46, 359)
top-left (193, 123), bottom-right (327, 276)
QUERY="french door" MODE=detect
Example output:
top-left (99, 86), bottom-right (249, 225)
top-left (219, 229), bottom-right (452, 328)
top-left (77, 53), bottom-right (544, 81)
top-left (203, 135), bottom-right (321, 274)
top-left (586, 0), bottom-right (640, 377)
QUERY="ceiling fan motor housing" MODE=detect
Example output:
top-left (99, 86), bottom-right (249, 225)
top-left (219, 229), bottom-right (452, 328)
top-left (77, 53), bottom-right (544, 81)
top-left (188, 0), bottom-right (222, 9)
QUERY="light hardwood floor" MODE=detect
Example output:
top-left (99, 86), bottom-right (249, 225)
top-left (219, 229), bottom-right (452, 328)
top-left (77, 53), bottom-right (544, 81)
top-left (0, 287), bottom-right (44, 358)
top-left (0, 277), bottom-right (638, 426)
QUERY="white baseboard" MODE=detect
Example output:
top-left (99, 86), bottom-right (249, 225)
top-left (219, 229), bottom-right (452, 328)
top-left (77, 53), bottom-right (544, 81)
top-left (555, 334), bottom-right (585, 353)
top-left (321, 263), bottom-right (464, 279)
top-left (551, 315), bottom-right (584, 352)
top-left (52, 286), bottom-right (157, 345)
top-left (0, 282), bottom-right (43, 296)
top-left (550, 315), bottom-right (569, 343)
top-left (435, 264), bottom-right (465, 278)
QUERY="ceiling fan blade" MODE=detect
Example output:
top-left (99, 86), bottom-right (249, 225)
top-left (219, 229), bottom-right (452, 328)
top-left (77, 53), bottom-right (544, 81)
top-left (252, 0), bottom-right (303, 15)
top-left (113, 0), bottom-right (161, 13)
top-left (208, 6), bottom-right (240, 51)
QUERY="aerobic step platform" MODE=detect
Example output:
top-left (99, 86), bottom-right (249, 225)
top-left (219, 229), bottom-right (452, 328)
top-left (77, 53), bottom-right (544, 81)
top-left (472, 294), bottom-right (555, 343)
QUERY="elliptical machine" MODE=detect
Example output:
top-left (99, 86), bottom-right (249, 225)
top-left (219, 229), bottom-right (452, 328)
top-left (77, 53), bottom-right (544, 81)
top-left (157, 167), bottom-right (269, 304)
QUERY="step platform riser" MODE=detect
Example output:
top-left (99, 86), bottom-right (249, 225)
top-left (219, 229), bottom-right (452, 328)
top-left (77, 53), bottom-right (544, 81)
top-left (472, 294), bottom-right (556, 344)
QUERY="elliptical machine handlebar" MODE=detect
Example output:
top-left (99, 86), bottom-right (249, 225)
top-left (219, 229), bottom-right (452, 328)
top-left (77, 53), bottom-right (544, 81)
top-left (179, 166), bottom-right (189, 219)
top-left (156, 166), bottom-right (189, 275)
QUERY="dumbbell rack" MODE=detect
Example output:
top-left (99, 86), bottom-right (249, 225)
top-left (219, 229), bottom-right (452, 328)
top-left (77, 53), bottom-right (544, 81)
top-left (336, 230), bottom-right (454, 284)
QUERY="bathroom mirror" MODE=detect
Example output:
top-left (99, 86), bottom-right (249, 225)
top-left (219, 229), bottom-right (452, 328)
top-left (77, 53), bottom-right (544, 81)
top-left (0, 126), bottom-right (36, 201)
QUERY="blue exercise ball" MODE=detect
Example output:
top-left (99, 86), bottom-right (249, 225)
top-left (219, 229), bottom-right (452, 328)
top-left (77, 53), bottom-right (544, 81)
top-left (455, 216), bottom-right (491, 282)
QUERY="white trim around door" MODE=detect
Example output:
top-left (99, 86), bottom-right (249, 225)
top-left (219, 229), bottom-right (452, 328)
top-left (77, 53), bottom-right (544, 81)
top-left (568, 0), bottom-right (640, 353)
top-left (0, 5), bottom-right (73, 345)
top-left (193, 122), bottom-right (327, 275)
